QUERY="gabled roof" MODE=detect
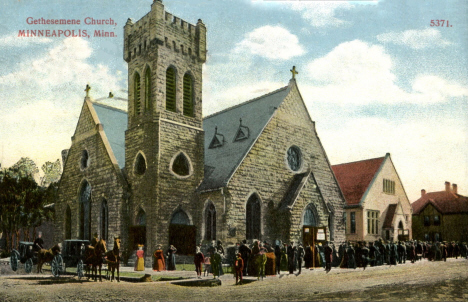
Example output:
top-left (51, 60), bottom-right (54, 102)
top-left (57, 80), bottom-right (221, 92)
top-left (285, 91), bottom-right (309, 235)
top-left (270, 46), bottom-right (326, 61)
top-left (90, 102), bottom-right (128, 169)
top-left (198, 85), bottom-right (290, 191)
top-left (279, 172), bottom-right (311, 211)
top-left (331, 156), bottom-right (385, 206)
top-left (412, 191), bottom-right (468, 215)
top-left (383, 204), bottom-right (397, 228)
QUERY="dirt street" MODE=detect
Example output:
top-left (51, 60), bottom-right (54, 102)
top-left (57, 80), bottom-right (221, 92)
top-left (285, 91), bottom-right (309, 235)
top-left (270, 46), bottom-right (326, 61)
top-left (1, 258), bottom-right (467, 301)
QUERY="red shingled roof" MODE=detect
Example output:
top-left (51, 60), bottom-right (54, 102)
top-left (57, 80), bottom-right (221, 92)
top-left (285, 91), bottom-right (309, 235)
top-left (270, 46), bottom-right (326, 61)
top-left (411, 191), bottom-right (468, 215)
top-left (332, 157), bottom-right (385, 206)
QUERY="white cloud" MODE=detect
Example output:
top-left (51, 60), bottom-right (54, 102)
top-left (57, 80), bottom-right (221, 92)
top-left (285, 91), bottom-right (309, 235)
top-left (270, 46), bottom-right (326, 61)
top-left (287, 2), bottom-right (354, 28)
top-left (319, 116), bottom-right (467, 201)
top-left (0, 32), bottom-right (52, 47)
top-left (234, 25), bottom-right (305, 60)
top-left (0, 37), bottom-right (125, 168)
top-left (305, 40), bottom-right (468, 104)
top-left (377, 28), bottom-right (451, 49)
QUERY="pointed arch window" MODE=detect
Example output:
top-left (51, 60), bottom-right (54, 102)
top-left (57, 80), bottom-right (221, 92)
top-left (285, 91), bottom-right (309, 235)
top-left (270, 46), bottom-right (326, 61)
top-left (134, 153), bottom-right (147, 176)
top-left (205, 202), bottom-right (216, 241)
top-left (101, 199), bottom-right (108, 241)
top-left (166, 67), bottom-right (176, 112)
top-left (144, 68), bottom-right (151, 111)
top-left (171, 210), bottom-right (190, 225)
top-left (172, 153), bottom-right (190, 176)
top-left (65, 205), bottom-right (72, 240)
top-left (246, 194), bottom-right (261, 240)
top-left (134, 72), bottom-right (141, 115)
top-left (79, 181), bottom-right (92, 240)
top-left (183, 73), bottom-right (194, 117)
top-left (303, 203), bottom-right (318, 227)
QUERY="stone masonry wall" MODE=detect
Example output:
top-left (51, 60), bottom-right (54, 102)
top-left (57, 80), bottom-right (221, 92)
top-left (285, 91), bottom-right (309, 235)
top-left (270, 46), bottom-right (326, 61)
top-left (55, 101), bottom-right (126, 250)
top-left (224, 81), bottom-right (346, 244)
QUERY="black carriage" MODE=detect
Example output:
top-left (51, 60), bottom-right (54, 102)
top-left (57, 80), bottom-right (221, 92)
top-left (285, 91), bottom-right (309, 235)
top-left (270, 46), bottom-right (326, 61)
top-left (10, 241), bottom-right (35, 273)
top-left (61, 239), bottom-right (90, 279)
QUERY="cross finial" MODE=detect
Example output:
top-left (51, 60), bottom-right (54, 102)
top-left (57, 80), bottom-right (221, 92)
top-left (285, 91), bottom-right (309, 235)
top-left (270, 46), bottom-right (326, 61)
top-left (239, 118), bottom-right (243, 126)
top-left (290, 66), bottom-right (298, 79)
top-left (84, 84), bottom-right (91, 97)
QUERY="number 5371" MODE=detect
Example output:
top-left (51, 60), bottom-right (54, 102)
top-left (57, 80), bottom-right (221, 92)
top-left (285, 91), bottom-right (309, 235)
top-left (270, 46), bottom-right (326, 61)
top-left (431, 20), bottom-right (451, 27)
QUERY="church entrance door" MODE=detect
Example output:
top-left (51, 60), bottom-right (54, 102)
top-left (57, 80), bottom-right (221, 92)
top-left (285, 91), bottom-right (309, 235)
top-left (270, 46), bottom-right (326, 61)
top-left (169, 210), bottom-right (196, 255)
top-left (302, 226), bottom-right (328, 246)
top-left (129, 226), bottom-right (146, 250)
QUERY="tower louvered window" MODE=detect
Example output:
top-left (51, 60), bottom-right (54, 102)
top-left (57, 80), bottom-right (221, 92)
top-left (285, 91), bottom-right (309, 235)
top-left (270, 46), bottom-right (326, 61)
top-left (183, 73), bottom-right (193, 117)
top-left (166, 67), bottom-right (176, 112)
top-left (134, 72), bottom-right (141, 115)
top-left (144, 68), bottom-right (151, 111)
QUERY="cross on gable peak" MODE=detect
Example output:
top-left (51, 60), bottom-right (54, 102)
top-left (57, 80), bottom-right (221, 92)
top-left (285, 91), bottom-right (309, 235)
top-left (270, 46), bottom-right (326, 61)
top-left (290, 66), bottom-right (298, 80)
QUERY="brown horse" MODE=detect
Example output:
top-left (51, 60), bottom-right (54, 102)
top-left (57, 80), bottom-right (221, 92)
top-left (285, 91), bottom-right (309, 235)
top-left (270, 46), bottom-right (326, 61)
top-left (105, 237), bottom-right (121, 282)
top-left (84, 239), bottom-right (107, 281)
top-left (37, 244), bottom-right (61, 273)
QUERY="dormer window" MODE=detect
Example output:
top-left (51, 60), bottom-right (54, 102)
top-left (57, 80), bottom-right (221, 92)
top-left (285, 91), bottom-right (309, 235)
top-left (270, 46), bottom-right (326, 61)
top-left (209, 126), bottom-right (224, 149)
top-left (234, 118), bottom-right (249, 141)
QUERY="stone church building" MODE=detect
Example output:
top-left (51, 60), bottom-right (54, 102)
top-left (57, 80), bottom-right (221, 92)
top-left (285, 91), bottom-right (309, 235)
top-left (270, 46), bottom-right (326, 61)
top-left (54, 0), bottom-right (346, 262)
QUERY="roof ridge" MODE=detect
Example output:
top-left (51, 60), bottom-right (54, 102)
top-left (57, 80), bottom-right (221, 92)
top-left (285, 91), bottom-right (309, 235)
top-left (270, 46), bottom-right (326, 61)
top-left (333, 156), bottom-right (385, 167)
top-left (91, 101), bottom-right (128, 114)
top-left (203, 85), bottom-right (289, 120)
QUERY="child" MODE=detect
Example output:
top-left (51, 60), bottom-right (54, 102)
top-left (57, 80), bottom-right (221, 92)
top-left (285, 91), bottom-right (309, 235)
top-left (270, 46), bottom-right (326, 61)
top-left (204, 253), bottom-right (211, 277)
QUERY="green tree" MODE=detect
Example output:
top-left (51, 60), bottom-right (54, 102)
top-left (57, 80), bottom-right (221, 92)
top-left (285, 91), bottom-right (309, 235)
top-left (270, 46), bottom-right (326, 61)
top-left (40, 159), bottom-right (62, 187)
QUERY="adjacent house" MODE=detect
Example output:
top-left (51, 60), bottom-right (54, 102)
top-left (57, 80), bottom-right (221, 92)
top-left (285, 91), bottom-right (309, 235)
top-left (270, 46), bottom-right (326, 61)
top-left (332, 153), bottom-right (412, 243)
top-left (412, 182), bottom-right (468, 242)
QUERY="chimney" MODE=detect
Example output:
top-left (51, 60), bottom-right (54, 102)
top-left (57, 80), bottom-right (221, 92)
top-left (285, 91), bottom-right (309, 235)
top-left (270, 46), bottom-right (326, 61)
top-left (421, 189), bottom-right (426, 197)
top-left (445, 181), bottom-right (451, 192)
top-left (452, 183), bottom-right (458, 194)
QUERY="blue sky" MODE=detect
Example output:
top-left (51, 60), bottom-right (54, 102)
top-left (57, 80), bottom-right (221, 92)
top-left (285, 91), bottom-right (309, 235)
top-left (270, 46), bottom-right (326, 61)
top-left (0, 0), bottom-right (467, 201)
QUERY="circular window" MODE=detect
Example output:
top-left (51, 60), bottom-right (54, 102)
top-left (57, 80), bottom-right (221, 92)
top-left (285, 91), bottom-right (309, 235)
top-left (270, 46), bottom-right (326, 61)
top-left (80, 150), bottom-right (89, 170)
top-left (287, 146), bottom-right (301, 171)
top-left (134, 153), bottom-right (147, 175)
top-left (172, 153), bottom-right (190, 177)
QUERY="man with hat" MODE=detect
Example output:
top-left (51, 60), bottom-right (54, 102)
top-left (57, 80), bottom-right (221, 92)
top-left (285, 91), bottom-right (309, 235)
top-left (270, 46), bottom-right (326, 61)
top-left (324, 241), bottom-right (333, 273)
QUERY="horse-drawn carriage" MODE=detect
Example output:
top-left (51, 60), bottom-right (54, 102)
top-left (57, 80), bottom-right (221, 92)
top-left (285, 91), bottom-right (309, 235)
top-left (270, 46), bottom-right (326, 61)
top-left (10, 241), bottom-right (64, 277)
top-left (61, 239), bottom-right (90, 280)
top-left (10, 241), bottom-right (35, 273)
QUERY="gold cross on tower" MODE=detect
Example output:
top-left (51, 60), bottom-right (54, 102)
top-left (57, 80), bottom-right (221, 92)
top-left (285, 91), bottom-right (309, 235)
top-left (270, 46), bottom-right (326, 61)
top-left (290, 66), bottom-right (298, 79)
top-left (84, 84), bottom-right (91, 97)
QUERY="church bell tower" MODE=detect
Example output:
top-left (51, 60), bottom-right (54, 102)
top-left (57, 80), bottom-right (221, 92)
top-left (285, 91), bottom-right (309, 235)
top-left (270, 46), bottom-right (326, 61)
top-left (124, 0), bottom-right (206, 257)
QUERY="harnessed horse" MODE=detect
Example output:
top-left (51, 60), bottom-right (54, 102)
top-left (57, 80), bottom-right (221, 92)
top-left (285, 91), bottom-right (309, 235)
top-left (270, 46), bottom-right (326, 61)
top-left (84, 239), bottom-right (107, 281)
top-left (37, 244), bottom-right (61, 273)
top-left (105, 237), bottom-right (121, 282)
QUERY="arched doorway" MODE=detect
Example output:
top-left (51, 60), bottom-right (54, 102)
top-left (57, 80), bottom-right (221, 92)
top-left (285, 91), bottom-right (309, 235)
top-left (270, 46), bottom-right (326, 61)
top-left (79, 181), bottom-right (92, 240)
top-left (169, 209), bottom-right (196, 255)
top-left (246, 194), bottom-right (261, 240)
top-left (204, 202), bottom-right (216, 241)
top-left (302, 203), bottom-right (326, 246)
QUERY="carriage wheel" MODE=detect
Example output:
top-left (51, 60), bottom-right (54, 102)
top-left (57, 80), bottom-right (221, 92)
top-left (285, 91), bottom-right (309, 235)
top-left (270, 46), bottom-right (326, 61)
top-left (10, 251), bottom-right (18, 272)
top-left (77, 260), bottom-right (84, 280)
top-left (24, 258), bottom-right (33, 274)
top-left (51, 255), bottom-right (64, 277)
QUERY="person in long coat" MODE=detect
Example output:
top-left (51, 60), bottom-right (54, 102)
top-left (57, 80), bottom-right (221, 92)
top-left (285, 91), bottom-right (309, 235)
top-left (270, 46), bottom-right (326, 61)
top-left (166, 245), bottom-right (177, 270)
top-left (296, 244), bottom-right (304, 274)
top-left (194, 243), bottom-right (205, 278)
top-left (274, 243), bottom-right (282, 274)
top-left (234, 253), bottom-right (244, 285)
top-left (211, 251), bottom-right (222, 279)
top-left (304, 243), bottom-right (313, 269)
top-left (287, 242), bottom-right (296, 274)
top-left (239, 240), bottom-right (251, 276)
top-left (135, 245), bottom-right (145, 271)
top-left (347, 243), bottom-right (356, 269)
top-left (280, 243), bottom-right (288, 271)
top-left (153, 244), bottom-right (166, 271)
top-left (324, 241), bottom-right (333, 273)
